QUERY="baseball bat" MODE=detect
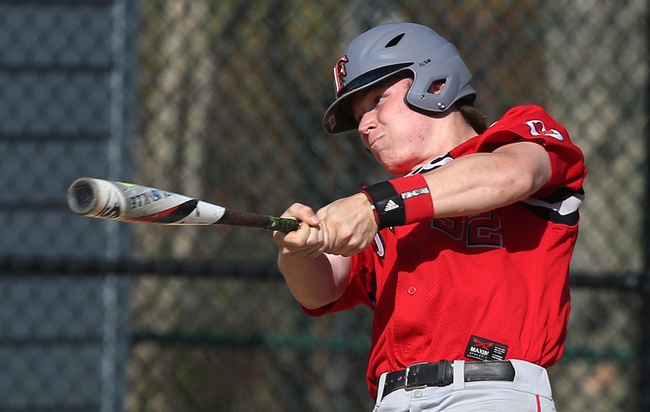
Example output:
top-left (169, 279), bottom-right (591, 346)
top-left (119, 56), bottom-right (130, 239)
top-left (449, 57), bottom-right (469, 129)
top-left (66, 177), bottom-right (300, 232)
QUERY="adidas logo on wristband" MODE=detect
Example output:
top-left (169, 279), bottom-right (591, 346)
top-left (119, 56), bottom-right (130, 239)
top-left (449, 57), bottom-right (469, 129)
top-left (383, 200), bottom-right (400, 212)
top-left (360, 174), bottom-right (434, 230)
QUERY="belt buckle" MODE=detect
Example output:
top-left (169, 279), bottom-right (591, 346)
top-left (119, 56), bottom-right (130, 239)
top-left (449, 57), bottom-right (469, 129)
top-left (404, 362), bottom-right (429, 391)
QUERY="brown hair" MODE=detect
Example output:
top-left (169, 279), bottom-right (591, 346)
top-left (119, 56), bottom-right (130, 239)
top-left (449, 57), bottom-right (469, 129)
top-left (455, 95), bottom-right (490, 134)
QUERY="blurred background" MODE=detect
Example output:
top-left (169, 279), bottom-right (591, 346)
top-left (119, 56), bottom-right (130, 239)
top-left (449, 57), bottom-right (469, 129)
top-left (0, 0), bottom-right (648, 411)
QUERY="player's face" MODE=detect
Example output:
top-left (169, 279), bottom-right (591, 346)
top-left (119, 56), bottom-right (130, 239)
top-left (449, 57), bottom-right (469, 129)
top-left (350, 77), bottom-right (444, 174)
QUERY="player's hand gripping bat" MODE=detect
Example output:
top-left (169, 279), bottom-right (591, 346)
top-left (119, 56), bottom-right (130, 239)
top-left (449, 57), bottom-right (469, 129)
top-left (67, 177), bottom-right (300, 232)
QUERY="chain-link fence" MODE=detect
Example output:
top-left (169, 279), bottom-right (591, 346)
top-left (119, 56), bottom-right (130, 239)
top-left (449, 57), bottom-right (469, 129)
top-left (0, 0), bottom-right (648, 411)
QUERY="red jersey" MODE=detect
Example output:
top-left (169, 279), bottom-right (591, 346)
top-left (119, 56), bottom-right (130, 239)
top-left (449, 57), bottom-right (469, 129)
top-left (305, 105), bottom-right (587, 398)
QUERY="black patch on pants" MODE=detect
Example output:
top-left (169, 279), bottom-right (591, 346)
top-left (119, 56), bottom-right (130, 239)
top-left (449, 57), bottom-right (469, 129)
top-left (465, 335), bottom-right (508, 361)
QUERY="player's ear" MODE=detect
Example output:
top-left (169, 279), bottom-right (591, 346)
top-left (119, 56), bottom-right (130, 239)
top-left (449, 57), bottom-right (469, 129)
top-left (428, 79), bottom-right (446, 95)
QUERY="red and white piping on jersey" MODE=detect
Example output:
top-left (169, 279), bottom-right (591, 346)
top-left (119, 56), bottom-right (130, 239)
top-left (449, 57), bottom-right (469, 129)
top-left (521, 192), bottom-right (584, 216)
top-left (407, 153), bottom-right (454, 176)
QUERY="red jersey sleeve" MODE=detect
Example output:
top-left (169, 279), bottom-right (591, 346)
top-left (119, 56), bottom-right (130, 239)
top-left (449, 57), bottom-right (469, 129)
top-left (451, 105), bottom-right (586, 197)
top-left (302, 247), bottom-right (376, 316)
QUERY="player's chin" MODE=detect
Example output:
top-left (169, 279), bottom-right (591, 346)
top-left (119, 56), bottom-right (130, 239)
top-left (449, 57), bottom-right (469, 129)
top-left (376, 155), bottom-right (413, 175)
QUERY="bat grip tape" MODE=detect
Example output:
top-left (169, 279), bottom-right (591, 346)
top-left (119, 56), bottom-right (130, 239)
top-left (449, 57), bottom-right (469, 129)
top-left (360, 174), bottom-right (434, 230)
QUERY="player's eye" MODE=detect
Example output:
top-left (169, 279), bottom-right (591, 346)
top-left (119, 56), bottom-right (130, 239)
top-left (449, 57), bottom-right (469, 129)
top-left (352, 93), bottom-right (385, 123)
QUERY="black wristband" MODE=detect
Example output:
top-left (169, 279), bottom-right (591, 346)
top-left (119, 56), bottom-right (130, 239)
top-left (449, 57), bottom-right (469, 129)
top-left (360, 181), bottom-right (406, 229)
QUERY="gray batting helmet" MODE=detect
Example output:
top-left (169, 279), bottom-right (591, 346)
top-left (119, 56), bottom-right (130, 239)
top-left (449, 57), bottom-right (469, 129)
top-left (323, 22), bottom-right (476, 134)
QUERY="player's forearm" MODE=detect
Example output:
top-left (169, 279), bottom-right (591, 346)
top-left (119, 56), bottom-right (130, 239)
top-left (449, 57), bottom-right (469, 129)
top-left (278, 252), bottom-right (348, 309)
top-left (358, 142), bottom-right (551, 230)
top-left (425, 142), bottom-right (551, 218)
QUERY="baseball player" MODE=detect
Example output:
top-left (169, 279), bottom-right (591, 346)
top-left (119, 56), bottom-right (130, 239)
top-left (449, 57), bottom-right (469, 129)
top-left (273, 22), bottom-right (586, 411)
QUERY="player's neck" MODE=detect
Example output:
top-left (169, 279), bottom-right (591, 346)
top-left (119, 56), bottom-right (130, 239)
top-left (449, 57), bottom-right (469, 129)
top-left (430, 110), bottom-right (479, 154)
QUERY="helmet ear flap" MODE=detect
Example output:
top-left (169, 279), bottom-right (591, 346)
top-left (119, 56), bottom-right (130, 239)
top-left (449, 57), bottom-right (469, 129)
top-left (406, 53), bottom-right (474, 113)
top-left (407, 71), bottom-right (460, 112)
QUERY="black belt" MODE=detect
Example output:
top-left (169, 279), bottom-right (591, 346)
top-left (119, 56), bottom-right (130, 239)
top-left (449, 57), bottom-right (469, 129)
top-left (382, 360), bottom-right (515, 400)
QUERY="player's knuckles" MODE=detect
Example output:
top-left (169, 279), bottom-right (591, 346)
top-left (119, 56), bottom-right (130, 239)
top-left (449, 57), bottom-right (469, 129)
top-left (321, 215), bottom-right (351, 239)
top-left (334, 229), bottom-right (356, 246)
top-left (340, 250), bottom-right (356, 258)
top-left (315, 207), bottom-right (328, 220)
top-left (304, 231), bottom-right (323, 248)
top-left (281, 203), bottom-right (301, 217)
top-left (321, 226), bottom-right (341, 252)
top-left (336, 232), bottom-right (372, 256)
top-left (330, 237), bottom-right (356, 256)
top-left (285, 203), bottom-right (316, 220)
top-left (338, 241), bottom-right (364, 257)
top-left (320, 233), bottom-right (331, 254)
top-left (278, 228), bottom-right (311, 249)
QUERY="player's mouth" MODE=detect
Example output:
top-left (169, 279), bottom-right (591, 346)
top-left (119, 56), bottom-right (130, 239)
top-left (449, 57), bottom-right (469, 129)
top-left (368, 134), bottom-right (384, 149)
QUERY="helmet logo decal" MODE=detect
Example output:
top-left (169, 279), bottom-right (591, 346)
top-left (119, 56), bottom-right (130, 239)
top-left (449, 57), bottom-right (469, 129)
top-left (333, 55), bottom-right (349, 97)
